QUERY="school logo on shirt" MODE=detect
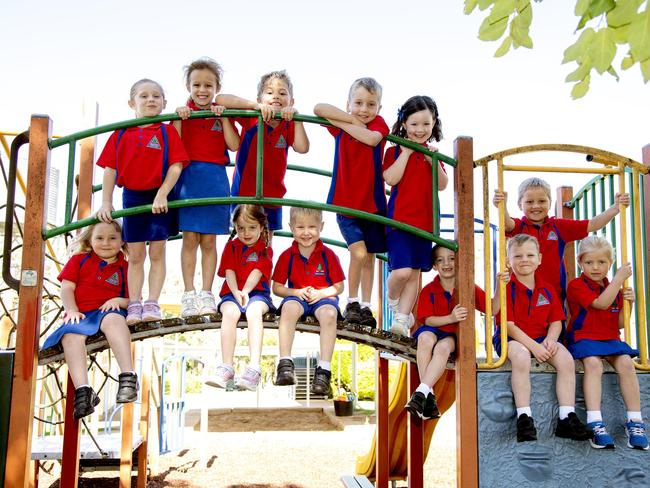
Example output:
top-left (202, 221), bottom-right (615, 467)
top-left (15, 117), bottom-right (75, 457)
top-left (105, 272), bottom-right (120, 286)
top-left (246, 252), bottom-right (259, 263)
top-left (211, 120), bottom-right (222, 132)
top-left (147, 135), bottom-right (161, 150)
top-left (314, 263), bottom-right (325, 276)
top-left (547, 231), bottom-right (558, 241)
top-left (275, 135), bottom-right (287, 149)
top-left (536, 293), bottom-right (550, 306)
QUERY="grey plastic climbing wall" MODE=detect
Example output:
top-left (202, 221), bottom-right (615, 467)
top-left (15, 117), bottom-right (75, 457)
top-left (478, 369), bottom-right (650, 487)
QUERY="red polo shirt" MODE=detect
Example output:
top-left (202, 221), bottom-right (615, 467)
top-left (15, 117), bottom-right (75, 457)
top-left (383, 146), bottom-right (446, 232)
top-left (231, 118), bottom-right (294, 199)
top-left (503, 275), bottom-right (565, 339)
top-left (218, 238), bottom-right (273, 296)
top-left (506, 216), bottom-right (589, 298)
top-left (272, 240), bottom-right (345, 290)
top-left (326, 115), bottom-right (389, 214)
top-left (416, 276), bottom-right (487, 334)
top-left (179, 100), bottom-right (230, 164)
top-left (566, 275), bottom-right (623, 342)
top-left (58, 251), bottom-right (129, 313)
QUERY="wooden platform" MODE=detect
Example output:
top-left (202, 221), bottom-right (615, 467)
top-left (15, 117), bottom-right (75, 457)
top-left (31, 433), bottom-right (143, 461)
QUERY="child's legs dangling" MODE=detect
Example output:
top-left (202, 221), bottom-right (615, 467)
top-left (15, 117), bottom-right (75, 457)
top-left (508, 341), bottom-right (532, 408)
top-left (547, 343), bottom-right (576, 407)
top-left (278, 301), bottom-right (303, 357)
top-left (608, 354), bottom-right (641, 413)
top-left (127, 242), bottom-right (147, 301)
top-left (314, 305), bottom-right (338, 364)
top-left (199, 234), bottom-right (217, 291)
top-left (220, 302), bottom-right (242, 365)
top-left (100, 314), bottom-right (134, 373)
top-left (422, 336), bottom-right (455, 388)
top-left (180, 231), bottom-right (200, 291)
top-left (582, 356), bottom-right (603, 412)
top-left (245, 301), bottom-right (269, 367)
top-left (389, 268), bottom-right (420, 315)
top-left (347, 241), bottom-right (368, 300)
top-left (61, 333), bottom-right (89, 388)
top-left (147, 240), bottom-right (167, 301)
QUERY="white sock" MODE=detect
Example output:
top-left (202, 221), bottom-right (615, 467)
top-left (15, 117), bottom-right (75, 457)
top-left (387, 296), bottom-right (399, 307)
top-left (558, 406), bottom-right (574, 420)
top-left (361, 301), bottom-right (371, 309)
top-left (318, 360), bottom-right (331, 371)
top-left (416, 383), bottom-right (431, 396)
top-left (348, 296), bottom-right (359, 304)
top-left (627, 411), bottom-right (643, 422)
top-left (279, 356), bottom-right (293, 362)
top-left (76, 384), bottom-right (90, 390)
top-left (586, 411), bottom-right (602, 424)
top-left (516, 406), bottom-right (532, 418)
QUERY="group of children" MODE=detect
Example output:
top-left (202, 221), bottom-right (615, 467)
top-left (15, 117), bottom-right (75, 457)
top-left (43, 57), bottom-right (647, 453)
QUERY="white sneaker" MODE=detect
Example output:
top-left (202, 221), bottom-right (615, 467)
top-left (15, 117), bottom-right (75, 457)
top-left (197, 290), bottom-right (218, 315)
top-left (181, 291), bottom-right (199, 318)
top-left (235, 367), bottom-right (262, 391)
top-left (391, 312), bottom-right (410, 337)
top-left (205, 364), bottom-right (235, 389)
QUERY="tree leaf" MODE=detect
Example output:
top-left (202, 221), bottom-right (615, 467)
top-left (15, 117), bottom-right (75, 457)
top-left (479, 14), bottom-right (509, 40)
top-left (641, 59), bottom-right (650, 82)
top-left (478, 0), bottom-right (495, 11)
top-left (588, 0), bottom-right (616, 18)
top-left (606, 66), bottom-right (620, 81)
top-left (495, 36), bottom-right (513, 57)
top-left (464, 0), bottom-right (480, 14)
top-left (489, 0), bottom-right (517, 21)
top-left (575, 0), bottom-right (591, 16)
top-left (611, 24), bottom-right (631, 44)
top-left (621, 54), bottom-right (635, 69)
top-left (589, 28), bottom-right (617, 73)
top-left (565, 61), bottom-right (592, 82)
top-left (571, 74), bottom-right (591, 99)
top-left (517, 1), bottom-right (533, 28)
top-left (563, 28), bottom-right (595, 63)
top-left (607, 0), bottom-right (643, 28)
top-left (511, 10), bottom-right (533, 48)
top-left (629, 7), bottom-right (650, 62)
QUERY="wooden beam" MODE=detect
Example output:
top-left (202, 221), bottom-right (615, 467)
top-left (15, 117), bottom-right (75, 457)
top-left (59, 379), bottom-right (80, 488)
top-left (407, 361), bottom-right (424, 488)
top-left (137, 343), bottom-right (152, 488)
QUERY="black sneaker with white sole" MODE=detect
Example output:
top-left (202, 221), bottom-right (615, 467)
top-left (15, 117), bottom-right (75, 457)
top-left (343, 302), bottom-right (362, 324)
top-left (275, 358), bottom-right (296, 386)
top-left (423, 392), bottom-right (440, 420)
top-left (116, 372), bottom-right (139, 403)
top-left (310, 366), bottom-right (331, 395)
top-left (359, 306), bottom-right (377, 328)
top-left (73, 386), bottom-right (100, 420)
top-left (555, 412), bottom-right (592, 441)
top-left (405, 391), bottom-right (426, 418)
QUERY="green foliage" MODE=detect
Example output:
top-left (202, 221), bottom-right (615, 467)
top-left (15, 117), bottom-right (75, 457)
top-left (464, 0), bottom-right (650, 98)
top-left (331, 344), bottom-right (377, 400)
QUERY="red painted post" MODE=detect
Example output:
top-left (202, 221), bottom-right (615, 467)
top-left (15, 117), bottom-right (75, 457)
top-left (453, 136), bottom-right (478, 488)
top-left (376, 356), bottom-right (390, 488)
top-left (407, 361), bottom-right (424, 488)
top-left (59, 379), bottom-right (81, 488)
top-left (4, 115), bottom-right (51, 488)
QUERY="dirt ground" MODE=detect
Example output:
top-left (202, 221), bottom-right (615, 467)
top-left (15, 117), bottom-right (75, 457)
top-left (37, 407), bottom-right (456, 488)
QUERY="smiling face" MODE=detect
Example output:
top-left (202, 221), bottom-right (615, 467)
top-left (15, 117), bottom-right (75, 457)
top-left (579, 249), bottom-right (612, 283)
top-left (403, 109), bottom-right (435, 144)
top-left (518, 187), bottom-right (551, 225)
top-left (507, 240), bottom-right (541, 278)
top-left (187, 68), bottom-right (218, 108)
top-left (90, 222), bottom-right (123, 263)
top-left (432, 247), bottom-right (455, 279)
top-left (235, 215), bottom-right (263, 246)
top-left (347, 86), bottom-right (381, 125)
top-left (289, 214), bottom-right (323, 250)
top-left (258, 77), bottom-right (293, 111)
top-left (128, 81), bottom-right (166, 118)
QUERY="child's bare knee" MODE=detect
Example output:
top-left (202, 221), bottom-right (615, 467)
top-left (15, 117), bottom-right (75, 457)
top-left (183, 232), bottom-right (200, 248)
top-left (199, 235), bottom-right (216, 252)
top-left (614, 356), bottom-right (636, 376)
top-left (350, 245), bottom-right (368, 262)
top-left (317, 307), bottom-right (338, 325)
top-left (582, 356), bottom-right (603, 374)
top-left (148, 242), bottom-right (166, 261)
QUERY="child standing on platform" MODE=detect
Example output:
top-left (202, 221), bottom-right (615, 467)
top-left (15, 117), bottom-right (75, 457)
top-left (497, 234), bottom-right (591, 443)
top-left (314, 78), bottom-right (389, 328)
top-left (97, 79), bottom-right (188, 324)
top-left (174, 58), bottom-right (240, 318)
top-left (42, 221), bottom-right (138, 419)
top-left (382, 95), bottom-right (448, 336)
top-left (566, 236), bottom-right (648, 450)
top-left (493, 177), bottom-right (629, 300)
top-left (206, 205), bottom-right (274, 391)
top-left (272, 208), bottom-right (345, 395)
top-left (218, 70), bottom-right (309, 232)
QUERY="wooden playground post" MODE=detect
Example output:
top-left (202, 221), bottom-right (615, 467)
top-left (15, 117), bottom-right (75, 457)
top-left (453, 136), bottom-right (478, 488)
top-left (375, 261), bottom-right (390, 488)
top-left (556, 187), bottom-right (577, 282)
top-left (137, 343), bottom-right (153, 488)
top-left (4, 115), bottom-right (51, 488)
top-left (407, 362), bottom-right (424, 488)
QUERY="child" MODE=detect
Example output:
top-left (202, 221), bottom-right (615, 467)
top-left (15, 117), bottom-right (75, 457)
top-left (42, 221), bottom-right (137, 419)
top-left (406, 244), bottom-right (506, 419)
top-left (271, 207), bottom-right (345, 395)
top-left (173, 58), bottom-right (240, 318)
top-left (493, 177), bottom-right (629, 300)
top-left (496, 234), bottom-right (591, 442)
top-left (217, 70), bottom-right (309, 232)
top-left (382, 95), bottom-right (448, 336)
top-left (566, 236), bottom-right (648, 450)
top-left (206, 205), bottom-right (274, 391)
top-left (97, 79), bottom-right (189, 324)
top-left (314, 77), bottom-right (389, 328)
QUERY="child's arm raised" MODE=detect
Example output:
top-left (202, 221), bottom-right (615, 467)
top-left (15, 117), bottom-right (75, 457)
top-left (506, 321), bottom-right (552, 362)
top-left (306, 282), bottom-right (344, 304)
top-left (492, 190), bottom-right (515, 232)
top-left (587, 192), bottom-right (630, 232)
top-left (216, 94), bottom-right (274, 122)
top-left (490, 272), bottom-right (511, 313)
top-left (383, 147), bottom-right (413, 186)
top-left (280, 107), bottom-right (309, 154)
top-left (591, 262), bottom-right (632, 310)
top-left (97, 168), bottom-right (117, 223)
top-left (60, 280), bottom-right (85, 323)
top-left (221, 117), bottom-right (240, 152)
top-left (314, 103), bottom-right (383, 147)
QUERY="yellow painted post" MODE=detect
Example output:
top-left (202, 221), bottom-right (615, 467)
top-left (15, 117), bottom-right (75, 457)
top-left (497, 158), bottom-right (508, 365)
top-left (618, 164), bottom-right (631, 343)
top-left (631, 169), bottom-right (648, 367)
top-left (482, 164), bottom-right (493, 367)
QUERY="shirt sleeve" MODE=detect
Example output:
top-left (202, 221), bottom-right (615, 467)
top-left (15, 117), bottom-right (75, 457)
top-left (57, 254), bottom-right (83, 283)
top-left (218, 242), bottom-right (236, 278)
top-left (382, 146), bottom-right (398, 172)
top-left (271, 249), bottom-right (290, 285)
top-left (505, 218), bottom-right (523, 238)
top-left (555, 218), bottom-right (589, 243)
top-left (566, 279), bottom-right (598, 309)
top-left (474, 285), bottom-right (487, 315)
top-left (326, 125), bottom-right (341, 137)
top-left (367, 115), bottom-right (390, 138)
top-left (165, 124), bottom-right (190, 167)
top-left (416, 283), bottom-right (435, 323)
top-left (96, 131), bottom-right (119, 169)
top-left (255, 247), bottom-right (274, 280)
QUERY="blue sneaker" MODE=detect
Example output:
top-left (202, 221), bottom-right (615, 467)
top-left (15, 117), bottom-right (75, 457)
top-left (587, 421), bottom-right (615, 449)
top-left (625, 420), bottom-right (649, 450)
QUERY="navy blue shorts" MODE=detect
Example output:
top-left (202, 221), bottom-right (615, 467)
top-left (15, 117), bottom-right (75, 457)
top-left (278, 297), bottom-right (342, 320)
top-left (218, 291), bottom-right (275, 314)
top-left (493, 332), bottom-right (545, 357)
top-left (178, 162), bottom-right (230, 235)
top-left (122, 188), bottom-right (178, 242)
top-left (412, 325), bottom-right (456, 341)
top-left (568, 339), bottom-right (639, 359)
top-left (387, 229), bottom-right (433, 272)
top-left (336, 214), bottom-right (386, 254)
top-left (42, 309), bottom-right (128, 349)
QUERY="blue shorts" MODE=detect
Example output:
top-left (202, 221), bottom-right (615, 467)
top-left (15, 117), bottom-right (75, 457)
top-left (412, 325), bottom-right (456, 341)
top-left (387, 229), bottom-right (433, 272)
top-left (218, 291), bottom-right (275, 314)
top-left (493, 332), bottom-right (545, 357)
top-left (278, 297), bottom-right (342, 321)
top-left (42, 309), bottom-right (128, 350)
top-left (178, 162), bottom-right (230, 235)
top-left (568, 339), bottom-right (639, 359)
top-left (122, 188), bottom-right (178, 242)
top-left (336, 214), bottom-right (386, 254)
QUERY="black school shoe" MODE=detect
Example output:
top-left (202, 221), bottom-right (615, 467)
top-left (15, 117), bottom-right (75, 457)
top-left (424, 392), bottom-right (440, 420)
top-left (310, 366), bottom-right (331, 395)
top-left (275, 358), bottom-right (296, 386)
top-left (73, 386), bottom-right (100, 420)
top-left (116, 372), bottom-right (139, 403)
top-left (516, 413), bottom-right (538, 442)
top-left (343, 302), bottom-right (362, 324)
top-left (359, 306), bottom-right (377, 328)
top-left (555, 412), bottom-right (593, 441)
top-left (405, 391), bottom-right (426, 418)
